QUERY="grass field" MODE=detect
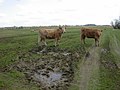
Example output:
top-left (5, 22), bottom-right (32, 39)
top-left (0, 26), bottom-right (120, 90)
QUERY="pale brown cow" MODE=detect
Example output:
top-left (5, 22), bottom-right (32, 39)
top-left (38, 26), bottom-right (66, 46)
top-left (81, 28), bottom-right (102, 46)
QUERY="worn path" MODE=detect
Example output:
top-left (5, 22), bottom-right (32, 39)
top-left (79, 46), bottom-right (100, 90)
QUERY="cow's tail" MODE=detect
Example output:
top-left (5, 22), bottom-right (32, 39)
top-left (80, 27), bottom-right (85, 44)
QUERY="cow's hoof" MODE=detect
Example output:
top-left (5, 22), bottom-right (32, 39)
top-left (85, 52), bottom-right (90, 57)
top-left (95, 45), bottom-right (98, 47)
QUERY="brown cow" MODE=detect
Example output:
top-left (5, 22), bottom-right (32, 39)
top-left (81, 28), bottom-right (102, 46)
top-left (38, 26), bottom-right (66, 46)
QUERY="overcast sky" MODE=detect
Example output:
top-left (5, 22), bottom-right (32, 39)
top-left (0, 0), bottom-right (120, 27)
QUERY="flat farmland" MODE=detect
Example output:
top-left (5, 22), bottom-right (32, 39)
top-left (0, 26), bottom-right (120, 90)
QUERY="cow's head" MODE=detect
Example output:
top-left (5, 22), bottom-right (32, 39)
top-left (62, 26), bottom-right (66, 33)
top-left (98, 29), bottom-right (103, 36)
top-left (59, 25), bottom-right (66, 33)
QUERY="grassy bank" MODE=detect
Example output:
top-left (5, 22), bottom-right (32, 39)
top-left (99, 28), bottom-right (120, 90)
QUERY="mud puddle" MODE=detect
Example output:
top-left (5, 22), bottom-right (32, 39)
top-left (13, 46), bottom-right (82, 90)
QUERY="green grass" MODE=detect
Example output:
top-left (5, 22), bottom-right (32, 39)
top-left (0, 29), bottom-right (40, 90)
top-left (98, 28), bottom-right (120, 90)
top-left (99, 52), bottom-right (120, 90)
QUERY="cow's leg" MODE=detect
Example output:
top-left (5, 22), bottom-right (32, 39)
top-left (38, 37), bottom-right (43, 46)
top-left (55, 38), bottom-right (59, 46)
top-left (83, 38), bottom-right (85, 44)
top-left (38, 37), bottom-right (45, 46)
top-left (81, 35), bottom-right (85, 44)
top-left (40, 38), bottom-right (44, 46)
top-left (95, 38), bottom-right (99, 46)
top-left (55, 39), bottom-right (58, 47)
top-left (55, 39), bottom-right (57, 46)
top-left (82, 38), bottom-right (85, 44)
top-left (98, 39), bottom-right (99, 46)
top-left (42, 37), bottom-right (47, 46)
top-left (81, 35), bottom-right (83, 44)
top-left (44, 39), bottom-right (47, 46)
top-left (38, 37), bottom-right (42, 46)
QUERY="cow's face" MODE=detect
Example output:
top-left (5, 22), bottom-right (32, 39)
top-left (62, 26), bottom-right (66, 33)
top-left (100, 30), bottom-right (103, 35)
top-left (59, 26), bottom-right (66, 33)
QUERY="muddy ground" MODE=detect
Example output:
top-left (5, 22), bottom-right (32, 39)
top-left (10, 46), bottom-right (85, 90)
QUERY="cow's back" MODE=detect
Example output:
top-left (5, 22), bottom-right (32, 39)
top-left (81, 28), bottom-right (102, 38)
top-left (39, 29), bottom-right (62, 39)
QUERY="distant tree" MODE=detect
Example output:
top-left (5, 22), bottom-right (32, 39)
top-left (18, 26), bottom-right (23, 29)
top-left (111, 17), bottom-right (120, 29)
top-left (84, 24), bottom-right (96, 26)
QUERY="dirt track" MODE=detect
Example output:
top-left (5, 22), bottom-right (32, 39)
top-left (79, 46), bottom-right (100, 90)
